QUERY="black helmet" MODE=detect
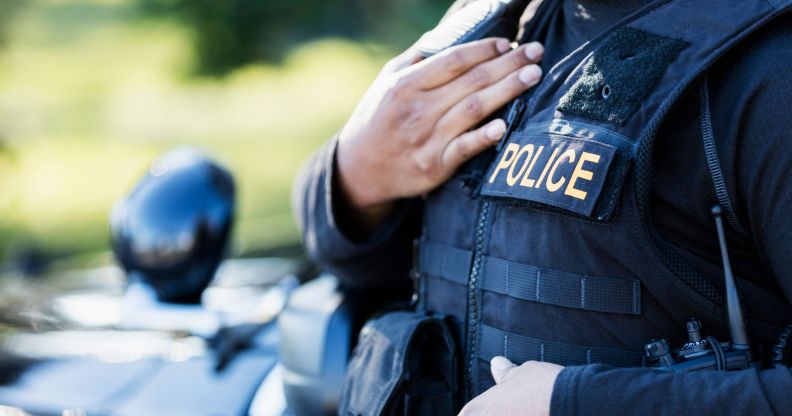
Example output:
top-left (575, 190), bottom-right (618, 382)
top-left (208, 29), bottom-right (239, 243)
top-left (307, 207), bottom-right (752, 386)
top-left (111, 148), bottom-right (235, 304)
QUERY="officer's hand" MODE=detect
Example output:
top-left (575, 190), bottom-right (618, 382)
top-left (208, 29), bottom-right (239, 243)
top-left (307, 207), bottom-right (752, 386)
top-left (336, 38), bottom-right (543, 230)
top-left (459, 357), bottom-right (563, 416)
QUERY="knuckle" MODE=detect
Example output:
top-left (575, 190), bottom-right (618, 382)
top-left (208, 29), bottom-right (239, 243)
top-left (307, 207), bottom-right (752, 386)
top-left (412, 154), bottom-right (434, 175)
top-left (511, 49), bottom-right (528, 66)
top-left (466, 67), bottom-right (490, 89)
top-left (410, 99), bottom-right (425, 116)
top-left (454, 139), bottom-right (472, 161)
top-left (474, 38), bottom-right (497, 52)
top-left (385, 77), bottom-right (412, 102)
top-left (462, 95), bottom-right (484, 119)
top-left (445, 49), bottom-right (468, 73)
top-left (511, 72), bottom-right (529, 91)
top-left (396, 101), bottom-right (425, 134)
top-left (392, 76), bottom-right (412, 94)
top-left (477, 128), bottom-right (492, 145)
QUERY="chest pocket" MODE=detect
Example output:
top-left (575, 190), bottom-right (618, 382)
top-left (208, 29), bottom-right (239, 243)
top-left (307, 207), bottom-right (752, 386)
top-left (480, 120), bottom-right (635, 220)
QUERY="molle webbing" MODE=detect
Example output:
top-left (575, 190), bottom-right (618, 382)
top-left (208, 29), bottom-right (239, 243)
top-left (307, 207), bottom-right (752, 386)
top-left (419, 240), bottom-right (641, 315)
top-left (478, 324), bottom-right (645, 367)
top-left (418, 239), bottom-right (474, 284)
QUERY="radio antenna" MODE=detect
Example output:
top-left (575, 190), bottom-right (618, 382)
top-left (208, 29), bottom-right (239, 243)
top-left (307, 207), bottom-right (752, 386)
top-left (711, 205), bottom-right (750, 350)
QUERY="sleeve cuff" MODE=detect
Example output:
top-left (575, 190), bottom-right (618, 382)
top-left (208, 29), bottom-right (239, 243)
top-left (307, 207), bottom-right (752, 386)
top-left (320, 134), bottom-right (418, 253)
top-left (550, 365), bottom-right (587, 416)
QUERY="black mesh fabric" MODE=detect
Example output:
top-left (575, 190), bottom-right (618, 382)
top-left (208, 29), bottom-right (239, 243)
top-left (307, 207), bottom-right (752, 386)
top-left (632, 76), bottom-right (724, 308)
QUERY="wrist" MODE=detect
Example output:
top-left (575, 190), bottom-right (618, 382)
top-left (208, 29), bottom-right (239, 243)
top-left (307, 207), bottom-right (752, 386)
top-left (334, 142), bottom-right (395, 233)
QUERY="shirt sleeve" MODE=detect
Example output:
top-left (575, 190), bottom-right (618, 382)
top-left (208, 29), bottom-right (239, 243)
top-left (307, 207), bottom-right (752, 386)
top-left (551, 364), bottom-right (792, 416)
top-left (727, 46), bottom-right (792, 305)
top-left (291, 134), bottom-right (422, 299)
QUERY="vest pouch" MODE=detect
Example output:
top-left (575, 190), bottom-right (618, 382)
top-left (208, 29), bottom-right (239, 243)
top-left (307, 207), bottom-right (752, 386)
top-left (339, 311), bottom-right (459, 416)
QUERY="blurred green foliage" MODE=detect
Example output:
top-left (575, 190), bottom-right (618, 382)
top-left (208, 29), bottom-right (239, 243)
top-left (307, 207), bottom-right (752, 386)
top-left (135, 0), bottom-right (449, 76)
top-left (0, 1), bottom-right (24, 47)
top-left (0, 0), bottom-right (452, 270)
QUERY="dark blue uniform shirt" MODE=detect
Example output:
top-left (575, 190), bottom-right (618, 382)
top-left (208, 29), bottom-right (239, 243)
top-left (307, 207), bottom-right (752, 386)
top-left (293, 0), bottom-right (792, 413)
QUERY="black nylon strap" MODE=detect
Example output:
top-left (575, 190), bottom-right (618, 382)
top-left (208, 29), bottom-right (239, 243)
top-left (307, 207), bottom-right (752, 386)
top-left (419, 240), bottom-right (473, 284)
top-left (419, 241), bottom-right (641, 315)
top-left (481, 256), bottom-right (641, 315)
top-left (478, 324), bottom-right (645, 367)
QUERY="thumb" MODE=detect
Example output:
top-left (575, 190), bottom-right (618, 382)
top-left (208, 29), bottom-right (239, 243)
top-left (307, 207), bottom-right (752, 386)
top-left (490, 356), bottom-right (517, 384)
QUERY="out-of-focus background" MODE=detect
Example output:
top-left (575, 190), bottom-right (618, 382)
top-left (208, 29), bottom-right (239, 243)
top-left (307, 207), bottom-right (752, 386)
top-left (0, 3), bottom-right (454, 413)
top-left (0, 0), bottom-right (448, 274)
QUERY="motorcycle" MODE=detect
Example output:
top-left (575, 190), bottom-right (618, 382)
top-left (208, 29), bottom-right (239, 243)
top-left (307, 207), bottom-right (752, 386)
top-left (0, 255), bottom-right (358, 416)
top-left (0, 148), bottom-right (360, 416)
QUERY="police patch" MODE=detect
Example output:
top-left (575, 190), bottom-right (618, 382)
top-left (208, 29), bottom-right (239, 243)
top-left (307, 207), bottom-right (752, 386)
top-left (481, 121), bottom-right (627, 218)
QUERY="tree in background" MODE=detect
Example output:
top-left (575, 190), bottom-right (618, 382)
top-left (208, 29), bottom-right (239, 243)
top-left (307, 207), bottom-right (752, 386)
top-left (136, 0), bottom-right (449, 76)
top-left (0, 0), bottom-right (23, 47)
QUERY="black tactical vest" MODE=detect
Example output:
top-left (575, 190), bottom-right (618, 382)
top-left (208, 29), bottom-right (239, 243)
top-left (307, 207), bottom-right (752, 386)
top-left (414, 0), bottom-right (792, 400)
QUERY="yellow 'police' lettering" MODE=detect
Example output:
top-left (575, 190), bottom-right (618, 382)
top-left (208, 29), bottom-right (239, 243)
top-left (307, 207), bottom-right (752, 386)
top-left (507, 144), bottom-right (535, 186)
top-left (489, 143), bottom-right (520, 183)
top-left (519, 145), bottom-right (544, 188)
top-left (488, 141), bottom-right (604, 202)
top-left (546, 149), bottom-right (576, 192)
top-left (534, 147), bottom-right (560, 189)
top-left (564, 151), bottom-right (601, 200)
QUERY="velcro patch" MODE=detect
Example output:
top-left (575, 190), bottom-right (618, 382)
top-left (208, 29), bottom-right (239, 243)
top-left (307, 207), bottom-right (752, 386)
top-left (481, 129), bottom-right (618, 217)
top-left (556, 27), bottom-right (689, 125)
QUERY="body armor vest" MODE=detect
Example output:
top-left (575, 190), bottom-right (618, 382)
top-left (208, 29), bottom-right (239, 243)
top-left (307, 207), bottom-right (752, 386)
top-left (414, 0), bottom-right (792, 400)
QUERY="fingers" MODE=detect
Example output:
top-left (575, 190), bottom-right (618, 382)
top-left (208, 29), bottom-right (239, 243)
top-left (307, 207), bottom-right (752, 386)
top-left (436, 64), bottom-right (542, 138)
top-left (384, 46), bottom-right (424, 73)
top-left (441, 118), bottom-right (506, 169)
top-left (402, 38), bottom-right (511, 89)
top-left (432, 42), bottom-right (544, 110)
top-left (490, 356), bottom-right (518, 384)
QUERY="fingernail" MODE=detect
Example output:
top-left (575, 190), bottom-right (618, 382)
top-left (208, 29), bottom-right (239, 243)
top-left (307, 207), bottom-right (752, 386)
top-left (524, 42), bottom-right (544, 61)
top-left (491, 356), bottom-right (513, 370)
top-left (496, 38), bottom-right (510, 54)
top-left (486, 119), bottom-right (506, 140)
top-left (518, 65), bottom-right (542, 85)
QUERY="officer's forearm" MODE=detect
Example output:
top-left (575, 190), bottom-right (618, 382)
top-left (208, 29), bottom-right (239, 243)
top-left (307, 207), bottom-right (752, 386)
top-left (334, 148), bottom-right (397, 238)
top-left (551, 364), bottom-right (792, 415)
top-left (292, 135), bottom-right (421, 294)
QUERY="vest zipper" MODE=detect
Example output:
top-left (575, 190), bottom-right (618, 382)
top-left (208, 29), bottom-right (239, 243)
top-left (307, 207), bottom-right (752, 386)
top-left (464, 96), bottom-right (527, 399)
top-left (464, 200), bottom-right (490, 401)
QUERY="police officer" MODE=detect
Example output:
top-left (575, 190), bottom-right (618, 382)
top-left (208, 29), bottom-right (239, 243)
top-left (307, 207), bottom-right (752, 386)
top-left (294, 0), bottom-right (792, 414)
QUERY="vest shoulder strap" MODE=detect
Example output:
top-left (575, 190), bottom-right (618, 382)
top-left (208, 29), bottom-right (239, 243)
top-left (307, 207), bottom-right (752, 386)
top-left (483, 0), bottom-right (792, 221)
